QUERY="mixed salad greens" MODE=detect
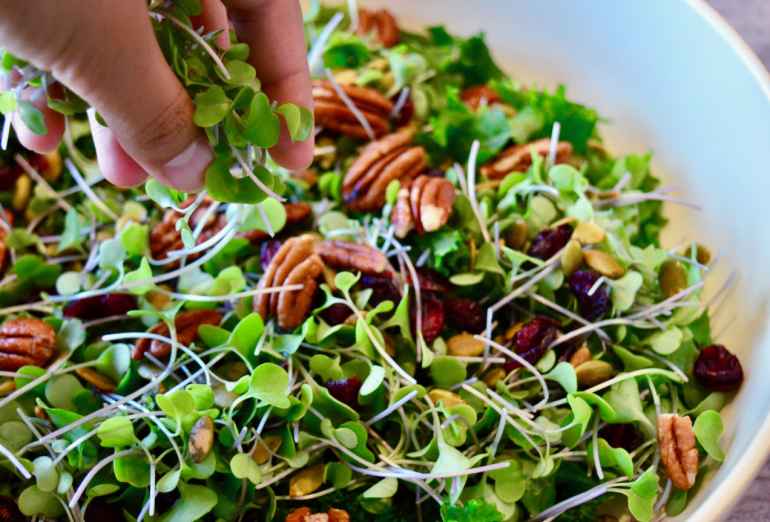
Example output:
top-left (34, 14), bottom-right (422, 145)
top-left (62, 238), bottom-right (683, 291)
top-left (0, 1), bottom-right (744, 521)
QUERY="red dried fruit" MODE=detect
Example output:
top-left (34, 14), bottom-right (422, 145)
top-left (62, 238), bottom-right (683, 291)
top-left (412, 293), bottom-right (445, 343)
top-left (360, 273), bottom-right (401, 305)
top-left (0, 496), bottom-right (23, 522)
top-left (325, 377), bottom-right (362, 407)
top-left (63, 293), bottom-right (138, 320)
top-left (407, 268), bottom-right (450, 293)
top-left (319, 303), bottom-right (353, 325)
top-left (599, 423), bottom-right (643, 452)
top-left (568, 270), bottom-right (611, 321)
top-left (260, 239), bottom-right (283, 271)
top-left (461, 84), bottom-right (501, 110)
top-left (504, 316), bottom-right (559, 372)
top-left (444, 297), bottom-right (485, 334)
top-left (694, 344), bottom-right (743, 392)
top-left (528, 223), bottom-right (573, 260)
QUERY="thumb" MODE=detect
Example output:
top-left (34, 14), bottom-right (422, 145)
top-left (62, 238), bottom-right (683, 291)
top-left (0, 1), bottom-right (210, 191)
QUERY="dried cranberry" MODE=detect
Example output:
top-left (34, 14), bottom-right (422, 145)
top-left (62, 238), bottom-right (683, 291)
top-left (260, 239), bottom-right (282, 270)
top-left (0, 163), bottom-right (20, 191)
top-left (569, 270), bottom-right (611, 321)
top-left (320, 303), bottom-right (352, 325)
top-left (0, 496), bottom-right (23, 522)
top-left (444, 297), bottom-right (485, 334)
top-left (360, 273), bottom-right (401, 305)
top-left (408, 268), bottom-right (450, 293)
top-left (63, 293), bottom-right (137, 320)
top-left (528, 224), bottom-right (573, 260)
top-left (411, 294), bottom-right (445, 343)
top-left (390, 88), bottom-right (414, 127)
top-left (504, 316), bottom-right (559, 372)
top-left (599, 424), bottom-right (643, 452)
top-left (325, 377), bottom-right (362, 407)
top-left (694, 345), bottom-right (743, 391)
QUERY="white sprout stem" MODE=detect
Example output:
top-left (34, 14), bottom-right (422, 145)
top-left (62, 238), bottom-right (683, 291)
top-left (547, 121), bottom-right (561, 168)
top-left (530, 477), bottom-right (629, 522)
top-left (257, 204), bottom-right (274, 237)
top-left (391, 87), bottom-right (411, 119)
top-left (15, 154), bottom-right (75, 212)
top-left (104, 332), bottom-right (216, 386)
top-left (324, 68), bottom-right (375, 140)
top-left (69, 449), bottom-right (139, 508)
top-left (587, 275), bottom-right (606, 296)
top-left (484, 259), bottom-right (559, 340)
top-left (347, 0), bottom-right (359, 31)
top-left (460, 384), bottom-right (544, 459)
top-left (307, 12), bottom-right (345, 75)
top-left (488, 414), bottom-right (507, 459)
top-left (648, 376), bottom-right (662, 418)
top-left (155, 283), bottom-right (304, 302)
top-left (366, 390), bottom-right (418, 426)
top-left (592, 414), bottom-right (604, 480)
top-left (466, 140), bottom-right (492, 243)
top-left (1, 113), bottom-right (11, 150)
top-left (151, 218), bottom-right (239, 265)
top-left (643, 350), bottom-right (689, 383)
top-left (475, 335), bottom-right (550, 409)
top-left (528, 291), bottom-right (610, 341)
top-left (540, 368), bottom-right (684, 411)
top-left (231, 146), bottom-right (285, 202)
top-left (395, 245), bottom-right (422, 363)
top-left (0, 439), bottom-right (31, 479)
top-left (64, 159), bottom-right (119, 220)
top-left (162, 12), bottom-right (230, 79)
top-left (655, 479), bottom-right (673, 513)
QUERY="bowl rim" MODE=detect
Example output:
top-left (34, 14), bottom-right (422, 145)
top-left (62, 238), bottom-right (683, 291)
top-left (683, 3), bottom-right (770, 519)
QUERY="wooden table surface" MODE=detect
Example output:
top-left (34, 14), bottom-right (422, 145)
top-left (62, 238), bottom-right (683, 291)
top-left (705, 2), bottom-right (769, 520)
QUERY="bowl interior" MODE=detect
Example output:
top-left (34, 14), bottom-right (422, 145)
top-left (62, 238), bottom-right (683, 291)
top-left (356, 0), bottom-right (770, 519)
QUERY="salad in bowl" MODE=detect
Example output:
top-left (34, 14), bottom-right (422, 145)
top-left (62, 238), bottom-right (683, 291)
top-left (0, 1), bottom-right (744, 521)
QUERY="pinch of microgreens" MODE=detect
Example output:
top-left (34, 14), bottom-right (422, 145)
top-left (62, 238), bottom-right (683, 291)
top-left (324, 69), bottom-right (375, 140)
top-left (64, 159), bottom-right (119, 221)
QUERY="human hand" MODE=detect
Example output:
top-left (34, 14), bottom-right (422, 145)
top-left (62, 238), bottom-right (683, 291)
top-left (0, 0), bottom-right (313, 191)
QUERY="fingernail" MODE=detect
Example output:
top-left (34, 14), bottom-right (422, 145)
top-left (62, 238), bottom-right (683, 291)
top-left (160, 136), bottom-right (212, 192)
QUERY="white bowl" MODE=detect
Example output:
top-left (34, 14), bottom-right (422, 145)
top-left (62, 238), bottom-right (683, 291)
top-left (360, 0), bottom-right (770, 519)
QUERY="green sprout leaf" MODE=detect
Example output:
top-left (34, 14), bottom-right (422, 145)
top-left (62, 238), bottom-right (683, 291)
top-left (18, 100), bottom-right (47, 135)
top-left (158, 482), bottom-right (218, 522)
top-left (363, 477), bottom-right (398, 499)
top-left (230, 453), bottom-right (261, 484)
top-left (693, 410), bottom-right (725, 462)
top-left (97, 416), bottom-right (138, 448)
top-left (626, 468), bottom-right (659, 522)
top-left (193, 86), bottom-right (231, 127)
top-left (250, 363), bottom-right (290, 409)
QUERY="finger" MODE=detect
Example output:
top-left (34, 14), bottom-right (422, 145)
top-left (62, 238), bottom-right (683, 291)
top-left (88, 109), bottom-right (147, 188)
top-left (12, 88), bottom-right (65, 154)
top-left (0, 1), bottom-right (211, 191)
top-left (224, 0), bottom-right (314, 170)
top-left (192, 0), bottom-right (231, 49)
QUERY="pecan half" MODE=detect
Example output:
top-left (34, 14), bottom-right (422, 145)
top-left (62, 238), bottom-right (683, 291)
top-left (316, 240), bottom-right (387, 274)
top-left (391, 175), bottom-right (455, 237)
top-left (357, 8), bottom-right (400, 47)
top-left (132, 309), bottom-right (222, 360)
top-left (257, 234), bottom-right (324, 330)
top-left (313, 80), bottom-right (393, 139)
top-left (0, 318), bottom-right (56, 371)
top-left (286, 508), bottom-right (350, 522)
top-left (343, 127), bottom-right (426, 212)
top-left (243, 202), bottom-right (313, 243)
top-left (480, 139), bottom-right (573, 179)
top-left (150, 198), bottom-right (226, 263)
top-left (658, 414), bottom-right (699, 491)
